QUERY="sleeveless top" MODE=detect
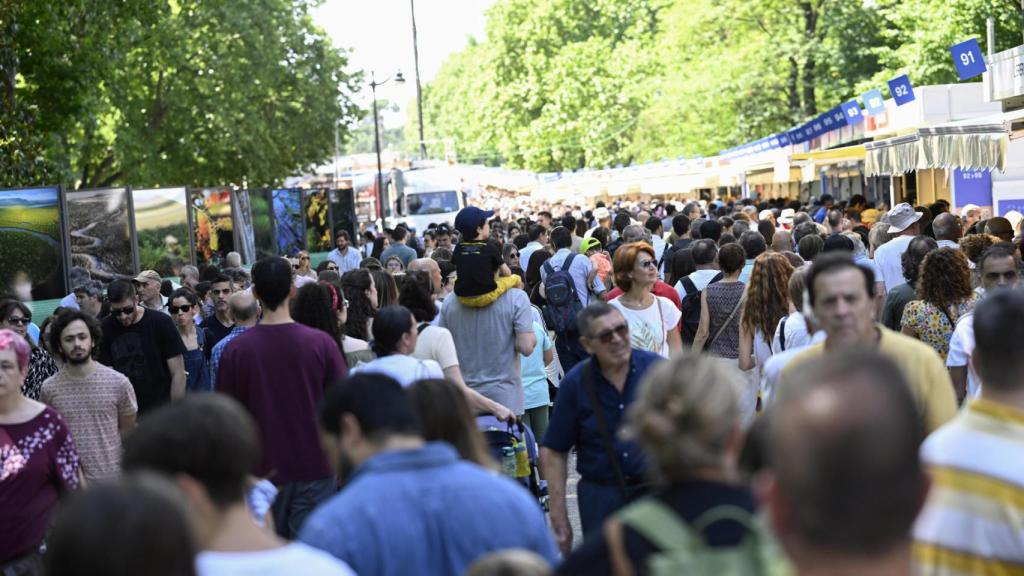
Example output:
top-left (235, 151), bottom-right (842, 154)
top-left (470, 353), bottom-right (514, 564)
top-left (705, 281), bottom-right (746, 359)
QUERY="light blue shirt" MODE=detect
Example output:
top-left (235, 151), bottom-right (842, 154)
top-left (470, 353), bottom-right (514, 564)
top-left (539, 248), bottom-right (604, 306)
top-left (210, 325), bottom-right (250, 390)
top-left (299, 443), bottom-right (559, 576)
top-left (739, 259), bottom-right (755, 284)
top-left (519, 241), bottom-right (545, 272)
top-left (327, 247), bottom-right (362, 274)
top-left (521, 321), bottom-right (553, 410)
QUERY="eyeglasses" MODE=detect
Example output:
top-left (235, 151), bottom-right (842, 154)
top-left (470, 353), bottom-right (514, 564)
top-left (111, 306), bottom-right (136, 317)
top-left (5, 316), bottom-right (31, 326)
top-left (638, 259), bottom-right (657, 270)
top-left (592, 323), bottom-right (629, 344)
top-left (169, 304), bottom-right (193, 314)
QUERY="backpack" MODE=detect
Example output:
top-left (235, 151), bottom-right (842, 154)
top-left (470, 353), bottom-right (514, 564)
top-left (606, 499), bottom-right (793, 576)
top-left (542, 254), bottom-right (583, 334)
top-left (679, 272), bottom-right (723, 345)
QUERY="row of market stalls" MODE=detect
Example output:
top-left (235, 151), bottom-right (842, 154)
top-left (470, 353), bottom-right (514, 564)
top-left (533, 44), bottom-right (1024, 219)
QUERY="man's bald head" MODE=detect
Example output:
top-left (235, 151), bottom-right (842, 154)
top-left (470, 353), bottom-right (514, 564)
top-left (931, 212), bottom-right (961, 241)
top-left (228, 291), bottom-right (259, 325)
top-left (408, 258), bottom-right (442, 297)
top-left (766, 350), bottom-right (925, 557)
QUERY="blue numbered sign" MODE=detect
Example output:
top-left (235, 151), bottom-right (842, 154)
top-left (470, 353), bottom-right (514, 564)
top-left (862, 89), bottom-right (886, 115)
top-left (842, 100), bottom-right (864, 124)
top-left (887, 75), bottom-right (916, 106)
top-left (950, 38), bottom-right (987, 80)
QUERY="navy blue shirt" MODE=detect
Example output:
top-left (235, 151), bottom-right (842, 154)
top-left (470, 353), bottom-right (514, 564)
top-left (542, 350), bottom-right (663, 483)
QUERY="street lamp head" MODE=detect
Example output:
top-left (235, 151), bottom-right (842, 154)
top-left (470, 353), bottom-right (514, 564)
top-left (394, 71), bottom-right (406, 84)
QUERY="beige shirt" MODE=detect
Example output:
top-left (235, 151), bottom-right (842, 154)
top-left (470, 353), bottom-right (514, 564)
top-left (41, 363), bottom-right (137, 481)
top-left (411, 324), bottom-right (460, 370)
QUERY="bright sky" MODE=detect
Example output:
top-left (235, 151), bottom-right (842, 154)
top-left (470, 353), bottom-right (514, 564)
top-left (312, 0), bottom-right (494, 127)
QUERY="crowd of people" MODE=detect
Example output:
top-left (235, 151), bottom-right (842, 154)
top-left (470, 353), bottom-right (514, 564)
top-left (2, 192), bottom-right (1023, 575)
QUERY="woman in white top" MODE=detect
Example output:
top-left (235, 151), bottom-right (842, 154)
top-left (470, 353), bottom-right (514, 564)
top-left (737, 253), bottom-right (795, 421)
top-left (350, 305), bottom-right (443, 387)
top-left (398, 271), bottom-right (514, 422)
top-left (608, 242), bottom-right (682, 358)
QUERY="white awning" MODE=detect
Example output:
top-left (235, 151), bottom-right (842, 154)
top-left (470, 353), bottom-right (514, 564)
top-left (864, 113), bottom-right (1021, 177)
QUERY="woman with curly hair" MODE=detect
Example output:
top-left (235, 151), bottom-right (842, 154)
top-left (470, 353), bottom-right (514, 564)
top-left (901, 247), bottom-right (976, 360)
top-left (292, 281), bottom-right (371, 368)
top-left (340, 269), bottom-right (377, 342)
top-left (737, 252), bottom-right (794, 419)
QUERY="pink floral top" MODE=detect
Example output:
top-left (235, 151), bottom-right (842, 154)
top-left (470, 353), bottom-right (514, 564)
top-left (901, 297), bottom-right (976, 361)
top-left (0, 407), bottom-right (80, 563)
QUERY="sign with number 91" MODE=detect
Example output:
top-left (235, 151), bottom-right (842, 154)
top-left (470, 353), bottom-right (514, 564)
top-left (950, 38), bottom-right (987, 81)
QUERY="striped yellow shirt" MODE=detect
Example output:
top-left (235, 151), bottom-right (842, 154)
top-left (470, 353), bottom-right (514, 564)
top-left (913, 398), bottom-right (1024, 575)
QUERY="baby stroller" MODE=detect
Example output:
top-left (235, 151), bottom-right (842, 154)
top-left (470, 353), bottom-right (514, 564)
top-left (477, 415), bottom-right (547, 510)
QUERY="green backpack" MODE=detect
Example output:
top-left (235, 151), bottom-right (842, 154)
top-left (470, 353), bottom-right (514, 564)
top-left (606, 498), bottom-right (793, 576)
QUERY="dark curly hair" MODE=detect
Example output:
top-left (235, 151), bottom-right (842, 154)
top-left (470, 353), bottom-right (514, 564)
top-left (900, 236), bottom-right (937, 286)
top-left (916, 248), bottom-right (973, 311)
top-left (292, 283), bottom-right (343, 352)
top-left (341, 269), bottom-right (376, 341)
top-left (398, 271), bottom-right (437, 323)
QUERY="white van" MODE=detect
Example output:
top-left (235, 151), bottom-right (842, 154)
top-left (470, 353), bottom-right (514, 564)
top-left (387, 168), bottom-right (467, 232)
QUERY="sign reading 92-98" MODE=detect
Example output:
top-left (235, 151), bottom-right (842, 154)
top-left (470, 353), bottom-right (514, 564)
top-left (950, 38), bottom-right (987, 81)
top-left (887, 75), bottom-right (916, 106)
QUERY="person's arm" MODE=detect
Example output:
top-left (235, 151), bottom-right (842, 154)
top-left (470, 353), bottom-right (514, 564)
top-left (167, 355), bottom-right (186, 400)
top-left (901, 324), bottom-right (917, 338)
top-left (118, 413), bottom-right (137, 437)
top-left (516, 330), bottom-right (537, 356)
top-left (540, 447), bottom-right (573, 556)
top-left (543, 346), bottom-right (554, 366)
top-left (692, 290), bottom-right (711, 351)
top-left (514, 291), bottom-right (537, 356)
top-left (875, 282), bottom-right (887, 319)
top-left (949, 366), bottom-right (968, 407)
top-left (738, 324), bottom-right (755, 371)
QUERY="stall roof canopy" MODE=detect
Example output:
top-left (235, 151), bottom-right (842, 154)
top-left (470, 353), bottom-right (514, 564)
top-left (863, 109), bottom-right (1024, 177)
top-left (791, 144), bottom-right (866, 163)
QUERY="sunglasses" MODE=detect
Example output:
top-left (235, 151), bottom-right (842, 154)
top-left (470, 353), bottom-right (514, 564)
top-left (300, 256), bottom-right (310, 260)
top-left (510, 253), bottom-right (519, 258)
top-left (327, 265), bottom-right (339, 271)
top-left (638, 260), bottom-right (657, 270)
top-left (111, 306), bottom-right (136, 317)
top-left (292, 264), bottom-right (300, 270)
top-left (592, 323), bottom-right (628, 344)
top-left (169, 304), bottom-right (193, 314)
top-left (6, 316), bottom-right (31, 326)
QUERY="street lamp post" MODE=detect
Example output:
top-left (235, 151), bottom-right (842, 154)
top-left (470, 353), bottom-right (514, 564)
top-left (410, 0), bottom-right (427, 160)
top-left (370, 70), bottom-right (405, 221)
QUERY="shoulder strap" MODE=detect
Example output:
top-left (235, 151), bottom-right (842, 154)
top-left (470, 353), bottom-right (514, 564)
top-left (618, 498), bottom-right (699, 554)
top-left (543, 260), bottom-right (555, 277)
top-left (561, 252), bottom-right (577, 272)
top-left (710, 294), bottom-right (745, 349)
top-left (709, 271), bottom-right (724, 285)
top-left (417, 322), bottom-right (430, 335)
top-left (680, 277), bottom-right (697, 296)
top-left (581, 360), bottom-right (630, 500)
top-left (778, 315), bottom-right (789, 351)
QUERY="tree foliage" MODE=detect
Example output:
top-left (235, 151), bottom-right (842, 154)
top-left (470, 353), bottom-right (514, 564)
top-left (0, 0), bottom-right (361, 189)
top-left (420, 0), bottom-right (1023, 171)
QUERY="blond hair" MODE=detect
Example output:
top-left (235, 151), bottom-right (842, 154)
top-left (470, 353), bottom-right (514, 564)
top-left (625, 353), bottom-right (742, 482)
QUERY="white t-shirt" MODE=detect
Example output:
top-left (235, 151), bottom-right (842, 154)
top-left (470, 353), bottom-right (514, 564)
top-left (873, 235), bottom-right (915, 292)
top-left (411, 324), bottom-right (460, 370)
top-left (771, 312), bottom-right (812, 355)
top-left (947, 311), bottom-right (980, 399)
top-left (350, 354), bottom-right (444, 387)
top-left (609, 296), bottom-right (682, 358)
top-left (197, 543), bottom-right (355, 576)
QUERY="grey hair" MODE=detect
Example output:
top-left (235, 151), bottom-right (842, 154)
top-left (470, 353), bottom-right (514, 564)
top-left (624, 353), bottom-right (742, 482)
top-left (868, 222), bottom-right (892, 251)
top-left (841, 232), bottom-right (867, 257)
top-left (621, 224), bottom-right (647, 244)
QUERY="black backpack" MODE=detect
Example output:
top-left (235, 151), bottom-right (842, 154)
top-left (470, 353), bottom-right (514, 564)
top-left (679, 272), bottom-right (724, 345)
top-left (542, 254), bottom-right (582, 335)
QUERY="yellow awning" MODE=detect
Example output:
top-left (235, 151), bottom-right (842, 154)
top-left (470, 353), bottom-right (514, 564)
top-left (790, 144), bottom-right (866, 163)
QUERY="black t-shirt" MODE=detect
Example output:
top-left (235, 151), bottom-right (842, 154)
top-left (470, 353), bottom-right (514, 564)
top-left (200, 315), bottom-right (233, 348)
top-left (452, 240), bottom-right (503, 298)
top-left (557, 480), bottom-right (756, 576)
top-left (100, 309), bottom-right (186, 415)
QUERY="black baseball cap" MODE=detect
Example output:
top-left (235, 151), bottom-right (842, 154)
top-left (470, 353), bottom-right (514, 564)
top-left (454, 206), bottom-right (495, 239)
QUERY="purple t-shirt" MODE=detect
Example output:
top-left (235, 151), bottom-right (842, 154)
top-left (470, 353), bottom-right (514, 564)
top-left (0, 407), bottom-right (80, 563)
top-left (216, 322), bottom-right (347, 484)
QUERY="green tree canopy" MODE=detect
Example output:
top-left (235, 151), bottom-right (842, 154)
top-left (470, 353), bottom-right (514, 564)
top-left (0, 0), bottom-right (361, 188)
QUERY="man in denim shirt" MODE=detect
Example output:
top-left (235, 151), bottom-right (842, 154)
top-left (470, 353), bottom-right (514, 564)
top-left (300, 374), bottom-right (558, 575)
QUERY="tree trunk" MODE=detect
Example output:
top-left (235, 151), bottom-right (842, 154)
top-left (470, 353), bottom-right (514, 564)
top-left (788, 57), bottom-right (801, 118)
top-left (800, 0), bottom-right (820, 117)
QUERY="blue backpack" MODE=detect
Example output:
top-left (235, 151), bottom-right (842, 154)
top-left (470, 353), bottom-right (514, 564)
top-left (542, 254), bottom-right (582, 335)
